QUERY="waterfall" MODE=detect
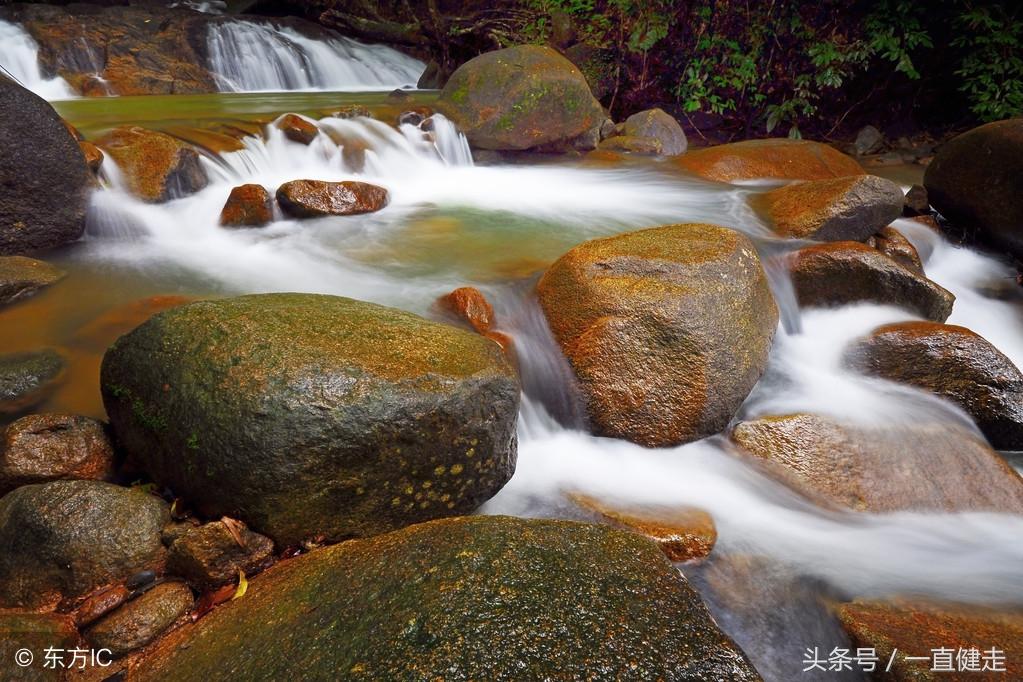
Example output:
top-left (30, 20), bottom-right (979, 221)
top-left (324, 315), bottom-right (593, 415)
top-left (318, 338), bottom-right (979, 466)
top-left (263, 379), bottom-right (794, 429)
top-left (0, 20), bottom-right (75, 100)
top-left (206, 21), bottom-right (425, 93)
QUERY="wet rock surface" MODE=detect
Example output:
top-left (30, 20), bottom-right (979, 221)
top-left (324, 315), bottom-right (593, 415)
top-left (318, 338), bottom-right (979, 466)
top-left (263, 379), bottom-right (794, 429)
top-left (0, 256), bottom-right (65, 308)
top-left (620, 108), bottom-right (687, 156)
top-left (97, 126), bottom-right (208, 203)
top-left (219, 184), bottom-right (274, 228)
top-left (0, 349), bottom-right (66, 415)
top-left (0, 414), bottom-right (115, 495)
top-left (85, 581), bottom-right (193, 657)
top-left (167, 519), bottom-right (275, 589)
top-left (276, 179), bottom-right (388, 218)
top-left (134, 516), bottom-right (761, 681)
top-left (101, 293), bottom-right (520, 546)
top-left (676, 139), bottom-right (863, 182)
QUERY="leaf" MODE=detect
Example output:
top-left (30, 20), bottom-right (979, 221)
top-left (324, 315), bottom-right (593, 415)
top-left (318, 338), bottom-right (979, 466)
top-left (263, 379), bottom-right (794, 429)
top-left (220, 516), bottom-right (246, 548)
top-left (233, 570), bottom-right (248, 600)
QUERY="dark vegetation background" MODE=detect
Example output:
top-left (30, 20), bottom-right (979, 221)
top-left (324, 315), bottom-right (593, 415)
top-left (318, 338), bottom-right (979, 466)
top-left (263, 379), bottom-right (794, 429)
top-left (264, 0), bottom-right (1022, 141)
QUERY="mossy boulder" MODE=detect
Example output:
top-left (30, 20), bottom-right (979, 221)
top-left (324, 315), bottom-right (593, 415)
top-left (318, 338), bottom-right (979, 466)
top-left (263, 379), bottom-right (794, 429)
top-left (437, 45), bottom-right (607, 152)
top-left (676, 139), bottom-right (863, 183)
top-left (0, 480), bottom-right (168, 608)
top-left (787, 241), bottom-right (954, 321)
top-left (924, 118), bottom-right (1023, 259)
top-left (730, 414), bottom-right (1023, 513)
top-left (101, 294), bottom-right (519, 546)
top-left (134, 516), bottom-right (760, 681)
top-left (0, 77), bottom-right (92, 255)
top-left (97, 126), bottom-right (208, 203)
top-left (0, 414), bottom-right (115, 495)
top-left (538, 224), bottom-right (778, 447)
top-left (844, 321), bottom-right (1023, 449)
top-left (621, 108), bottom-right (687, 156)
top-left (0, 256), bottom-right (65, 308)
top-left (755, 175), bottom-right (904, 241)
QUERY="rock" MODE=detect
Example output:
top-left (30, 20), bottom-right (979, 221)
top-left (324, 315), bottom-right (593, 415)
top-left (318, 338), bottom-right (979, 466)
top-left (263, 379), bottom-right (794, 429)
top-left (133, 516), bottom-right (760, 681)
top-left (569, 493), bottom-right (716, 562)
top-left (417, 60), bottom-right (442, 89)
top-left (276, 180), bottom-right (388, 218)
top-left (730, 414), bottom-right (1023, 513)
top-left (537, 224), bottom-right (778, 447)
top-left (0, 480), bottom-right (168, 608)
top-left (0, 613), bottom-right (77, 680)
top-left (0, 256), bottom-right (65, 308)
top-left (786, 241), bottom-right (954, 321)
top-left (97, 126), bottom-right (208, 203)
top-left (621, 108), bottom-right (687, 156)
top-left (676, 139), bottom-right (863, 183)
top-left (0, 77), bottom-right (92, 255)
top-left (437, 286), bottom-right (494, 333)
top-left (756, 175), bottom-right (904, 241)
top-left (80, 140), bottom-right (104, 173)
top-left (101, 293), bottom-right (520, 547)
top-left (865, 225), bottom-right (923, 272)
top-left (0, 349), bottom-right (66, 415)
top-left (0, 414), bottom-right (115, 495)
top-left (853, 125), bottom-right (884, 155)
top-left (219, 184), bottom-right (273, 228)
top-left (844, 321), bottom-right (1023, 449)
top-left (74, 584), bottom-right (132, 628)
top-left (167, 520), bottom-right (275, 589)
top-left (597, 135), bottom-right (663, 155)
top-left (924, 118), bottom-right (1023, 259)
top-left (86, 581), bottom-right (193, 657)
top-left (563, 43), bottom-right (615, 101)
top-left (838, 600), bottom-right (1023, 680)
top-left (274, 114), bottom-right (319, 145)
top-left (903, 184), bottom-right (929, 216)
top-left (436, 45), bottom-right (606, 152)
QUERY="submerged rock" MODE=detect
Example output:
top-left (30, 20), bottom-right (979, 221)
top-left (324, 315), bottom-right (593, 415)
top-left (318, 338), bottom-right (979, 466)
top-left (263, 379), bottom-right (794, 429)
top-left (786, 241), bottom-right (954, 321)
top-left (85, 581), bottom-right (193, 657)
top-left (275, 114), bottom-right (319, 145)
top-left (730, 414), bottom-right (1023, 513)
top-left (97, 126), bottom-right (208, 202)
top-left (838, 600), bottom-right (1023, 680)
top-left (865, 225), bottom-right (922, 272)
top-left (276, 179), bottom-right (388, 218)
top-left (844, 321), bottom-right (1023, 449)
top-left (0, 480), bottom-right (168, 608)
top-left (0, 256), bottom-right (65, 308)
top-left (924, 118), bottom-right (1023, 259)
top-left (133, 516), bottom-right (760, 681)
top-left (219, 184), bottom-right (274, 228)
top-left (756, 175), bottom-right (904, 241)
top-left (0, 348), bottom-right (66, 415)
top-left (676, 139), bottom-right (863, 183)
top-left (101, 294), bottom-right (519, 546)
top-left (167, 520), bottom-right (275, 589)
top-left (621, 108), bottom-right (688, 156)
top-left (0, 78), bottom-right (92, 254)
top-left (0, 414), bottom-right (115, 495)
top-left (436, 45), bottom-right (607, 152)
top-left (538, 224), bottom-right (778, 447)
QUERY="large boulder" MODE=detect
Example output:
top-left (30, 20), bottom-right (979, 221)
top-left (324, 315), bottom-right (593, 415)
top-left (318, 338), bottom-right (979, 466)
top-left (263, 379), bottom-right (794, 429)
top-left (537, 224), bottom-right (778, 447)
top-left (786, 241), bottom-right (954, 321)
top-left (676, 139), bottom-right (863, 183)
top-left (838, 601), bottom-right (1023, 680)
top-left (133, 516), bottom-right (761, 681)
top-left (97, 126), bottom-right (208, 203)
top-left (730, 414), bottom-right (1023, 513)
top-left (276, 180), bottom-right (388, 218)
top-left (0, 480), bottom-right (168, 608)
top-left (621, 108), bottom-right (687, 156)
top-left (436, 45), bottom-right (607, 151)
top-left (844, 321), bottom-right (1023, 449)
top-left (755, 175), bottom-right (904, 241)
top-left (101, 294), bottom-right (519, 547)
top-left (0, 413), bottom-right (115, 495)
top-left (924, 118), bottom-right (1023, 259)
top-left (0, 256), bottom-right (65, 308)
top-left (0, 78), bottom-right (92, 254)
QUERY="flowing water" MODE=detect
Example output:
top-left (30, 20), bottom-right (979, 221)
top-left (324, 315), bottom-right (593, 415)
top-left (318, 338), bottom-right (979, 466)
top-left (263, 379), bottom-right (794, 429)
top-left (0, 20), bottom-right (75, 100)
top-left (4, 33), bottom-right (1023, 679)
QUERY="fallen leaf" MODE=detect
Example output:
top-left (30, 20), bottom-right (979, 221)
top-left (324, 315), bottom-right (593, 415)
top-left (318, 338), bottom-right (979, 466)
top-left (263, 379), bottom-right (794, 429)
top-left (220, 516), bottom-right (246, 548)
top-left (233, 570), bottom-right (248, 600)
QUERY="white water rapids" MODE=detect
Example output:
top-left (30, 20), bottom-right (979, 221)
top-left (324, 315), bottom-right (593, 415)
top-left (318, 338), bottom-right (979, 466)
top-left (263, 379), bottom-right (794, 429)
top-left (0, 20), bottom-right (76, 100)
top-left (78, 113), bottom-right (1023, 680)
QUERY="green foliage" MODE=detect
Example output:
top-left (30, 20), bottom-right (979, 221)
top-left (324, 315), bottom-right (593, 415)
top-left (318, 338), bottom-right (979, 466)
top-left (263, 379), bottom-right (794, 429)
top-left (952, 5), bottom-right (1023, 121)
